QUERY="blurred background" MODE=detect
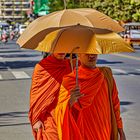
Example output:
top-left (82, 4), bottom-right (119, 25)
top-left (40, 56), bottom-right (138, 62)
top-left (0, 0), bottom-right (140, 45)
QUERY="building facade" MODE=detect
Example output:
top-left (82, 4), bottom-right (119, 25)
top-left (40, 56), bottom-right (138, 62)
top-left (0, 0), bottom-right (31, 22)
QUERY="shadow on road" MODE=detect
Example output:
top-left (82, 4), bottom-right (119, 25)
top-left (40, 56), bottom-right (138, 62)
top-left (128, 72), bottom-right (140, 75)
top-left (0, 111), bottom-right (30, 127)
top-left (6, 60), bottom-right (39, 69)
top-left (0, 60), bottom-right (39, 69)
top-left (120, 101), bottom-right (134, 114)
top-left (114, 72), bottom-right (140, 76)
top-left (0, 54), bottom-right (41, 58)
top-left (120, 101), bottom-right (134, 106)
top-left (0, 111), bottom-right (28, 117)
top-left (0, 122), bottom-right (30, 127)
top-left (97, 59), bottom-right (123, 64)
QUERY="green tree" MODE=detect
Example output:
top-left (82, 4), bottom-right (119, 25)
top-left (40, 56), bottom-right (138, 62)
top-left (48, 0), bottom-right (64, 12)
top-left (48, 0), bottom-right (140, 22)
top-left (85, 0), bottom-right (140, 22)
top-left (48, 0), bottom-right (82, 12)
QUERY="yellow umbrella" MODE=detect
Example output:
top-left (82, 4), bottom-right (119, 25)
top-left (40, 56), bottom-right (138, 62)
top-left (34, 25), bottom-right (134, 54)
top-left (35, 25), bottom-right (134, 86)
top-left (17, 8), bottom-right (124, 49)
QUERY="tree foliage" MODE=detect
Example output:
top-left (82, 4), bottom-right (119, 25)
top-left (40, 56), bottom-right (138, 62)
top-left (48, 0), bottom-right (140, 22)
top-left (48, 0), bottom-right (64, 12)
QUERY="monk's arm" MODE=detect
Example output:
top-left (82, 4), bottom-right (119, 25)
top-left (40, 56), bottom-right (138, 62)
top-left (112, 78), bottom-right (123, 129)
top-left (112, 78), bottom-right (126, 140)
top-left (29, 64), bottom-right (42, 125)
top-left (30, 65), bottom-right (47, 131)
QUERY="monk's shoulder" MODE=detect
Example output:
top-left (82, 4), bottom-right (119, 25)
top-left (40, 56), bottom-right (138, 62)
top-left (98, 66), bottom-right (112, 75)
top-left (34, 63), bottom-right (44, 71)
top-left (62, 72), bottom-right (75, 89)
top-left (32, 63), bottom-right (46, 78)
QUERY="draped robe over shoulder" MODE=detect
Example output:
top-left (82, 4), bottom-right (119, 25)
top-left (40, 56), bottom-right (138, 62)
top-left (55, 66), bottom-right (123, 140)
top-left (29, 55), bottom-right (72, 140)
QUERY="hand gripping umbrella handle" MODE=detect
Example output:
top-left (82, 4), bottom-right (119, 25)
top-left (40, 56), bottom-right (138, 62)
top-left (70, 52), bottom-right (82, 108)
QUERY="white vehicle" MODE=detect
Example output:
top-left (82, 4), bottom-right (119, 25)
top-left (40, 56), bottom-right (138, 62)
top-left (18, 24), bottom-right (27, 35)
top-left (123, 22), bottom-right (140, 45)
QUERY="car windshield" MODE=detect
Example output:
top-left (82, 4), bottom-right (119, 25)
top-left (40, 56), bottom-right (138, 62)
top-left (124, 23), bottom-right (140, 30)
top-left (21, 25), bottom-right (27, 29)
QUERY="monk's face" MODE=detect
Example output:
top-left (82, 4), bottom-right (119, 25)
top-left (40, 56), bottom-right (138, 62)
top-left (53, 53), bottom-right (66, 60)
top-left (79, 54), bottom-right (98, 68)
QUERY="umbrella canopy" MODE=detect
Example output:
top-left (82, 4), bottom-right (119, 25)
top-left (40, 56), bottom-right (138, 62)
top-left (17, 8), bottom-right (124, 49)
top-left (33, 25), bottom-right (134, 54)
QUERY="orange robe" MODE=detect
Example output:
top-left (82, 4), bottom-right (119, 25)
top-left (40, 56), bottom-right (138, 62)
top-left (55, 66), bottom-right (123, 140)
top-left (29, 55), bottom-right (72, 140)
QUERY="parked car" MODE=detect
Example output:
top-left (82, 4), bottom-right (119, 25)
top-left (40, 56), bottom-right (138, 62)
top-left (121, 22), bottom-right (140, 45)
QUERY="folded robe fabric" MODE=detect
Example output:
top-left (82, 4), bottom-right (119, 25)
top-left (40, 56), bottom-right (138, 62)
top-left (55, 66), bottom-right (123, 140)
top-left (29, 55), bottom-right (73, 140)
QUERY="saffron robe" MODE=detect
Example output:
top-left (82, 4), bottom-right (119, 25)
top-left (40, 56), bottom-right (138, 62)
top-left (29, 55), bottom-right (73, 140)
top-left (55, 66), bottom-right (123, 140)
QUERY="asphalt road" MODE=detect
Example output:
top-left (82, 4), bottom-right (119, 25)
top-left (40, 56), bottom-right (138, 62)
top-left (0, 40), bottom-right (140, 140)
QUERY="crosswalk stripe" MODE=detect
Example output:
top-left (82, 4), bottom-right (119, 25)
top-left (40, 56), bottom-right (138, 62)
top-left (11, 71), bottom-right (30, 79)
top-left (0, 57), bottom-right (3, 60)
top-left (0, 75), bottom-right (2, 80)
top-left (113, 54), bottom-right (140, 61)
top-left (0, 68), bottom-right (138, 81)
top-left (112, 69), bottom-right (128, 74)
top-left (136, 69), bottom-right (140, 72)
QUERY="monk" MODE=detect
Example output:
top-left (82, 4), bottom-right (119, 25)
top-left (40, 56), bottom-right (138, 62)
top-left (29, 53), bottom-right (76, 140)
top-left (55, 53), bottom-right (126, 140)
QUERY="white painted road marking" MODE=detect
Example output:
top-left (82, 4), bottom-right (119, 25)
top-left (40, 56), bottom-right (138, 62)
top-left (136, 69), bottom-right (140, 72)
top-left (11, 71), bottom-right (30, 79)
top-left (113, 54), bottom-right (140, 61)
top-left (112, 69), bottom-right (128, 74)
top-left (0, 68), bottom-right (139, 81)
top-left (0, 75), bottom-right (2, 80)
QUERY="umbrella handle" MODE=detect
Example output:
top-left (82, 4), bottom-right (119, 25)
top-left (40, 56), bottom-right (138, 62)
top-left (70, 53), bottom-right (78, 86)
top-left (75, 54), bottom-right (79, 87)
top-left (69, 47), bottom-right (80, 87)
top-left (70, 53), bottom-right (73, 71)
